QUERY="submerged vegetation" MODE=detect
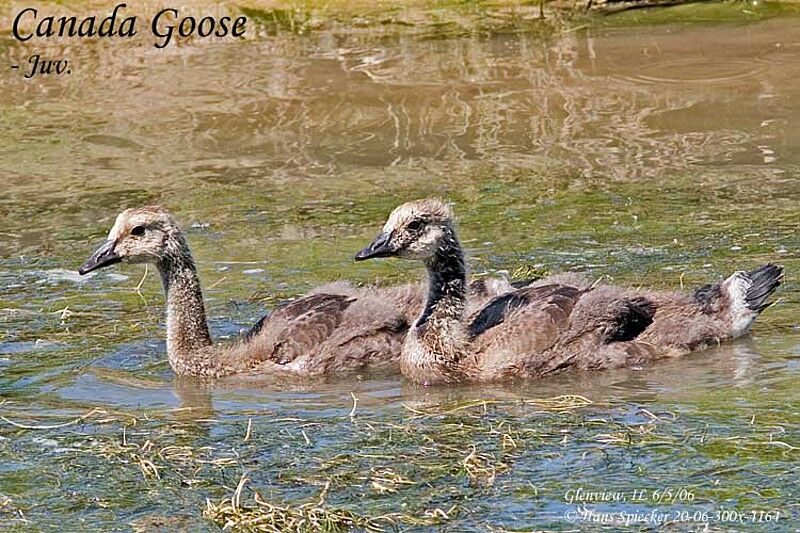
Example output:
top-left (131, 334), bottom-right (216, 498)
top-left (0, 392), bottom-right (796, 530)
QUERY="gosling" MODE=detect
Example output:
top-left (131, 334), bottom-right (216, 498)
top-left (355, 199), bottom-right (783, 385)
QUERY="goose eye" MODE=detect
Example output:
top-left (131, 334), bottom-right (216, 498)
top-left (407, 219), bottom-right (424, 231)
top-left (131, 226), bottom-right (146, 237)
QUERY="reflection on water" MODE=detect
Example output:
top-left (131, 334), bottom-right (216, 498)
top-left (1, 11), bottom-right (800, 530)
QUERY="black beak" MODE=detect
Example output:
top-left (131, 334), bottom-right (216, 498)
top-left (355, 232), bottom-right (396, 261)
top-left (79, 240), bottom-right (121, 275)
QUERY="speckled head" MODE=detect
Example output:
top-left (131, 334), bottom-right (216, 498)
top-left (355, 198), bottom-right (455, 262)
top-left (79, 206), bottom-right (183, 275)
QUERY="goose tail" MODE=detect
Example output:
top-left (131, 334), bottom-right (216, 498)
top-left (725, 263), bottom-right (783, 337)
top-left (743, 263), bottom-right (784, 313)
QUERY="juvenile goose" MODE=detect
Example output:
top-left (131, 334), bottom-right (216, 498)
top-left (355, 199), bottom-right (782, 384)
top-left (78, 206), bottom-right (514, 378)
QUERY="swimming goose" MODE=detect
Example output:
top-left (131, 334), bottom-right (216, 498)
top-left (78, 206), bottom-right (515, 378)
top-left (355, 199), bottom-right (782, 384)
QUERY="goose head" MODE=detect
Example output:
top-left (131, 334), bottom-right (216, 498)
top-left (79, 206), bottom-right (183, 275)
top-left (356, 198), bottom-right (455, 262)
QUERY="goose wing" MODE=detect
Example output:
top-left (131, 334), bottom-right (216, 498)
top-left (466, 284), bottom-right (587, 380)
top-left (468, 284), bottom-right (584, 339)
top-left (245, 293), bottom-right (356, 364)
top-left (532, 291), bottom-right (661, 375)
top-left (280, 289), bottom-right (413, 375)
top-left (600, 295), bottom-right (655, 343)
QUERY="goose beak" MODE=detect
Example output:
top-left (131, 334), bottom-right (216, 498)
top-left (355, 232), bottom-right (396, 261)
top-left (79, 240), bottom-right (121, 275)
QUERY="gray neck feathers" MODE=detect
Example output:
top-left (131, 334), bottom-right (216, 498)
top-left (157, 231), bottom-right (213, 372)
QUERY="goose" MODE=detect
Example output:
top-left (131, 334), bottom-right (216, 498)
top-left (355, 198), bottom-right (783, 384)
top-left (78, 206), bottom-right (517, 378)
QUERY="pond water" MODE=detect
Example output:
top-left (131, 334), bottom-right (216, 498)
top-left (1, 7), bottom-right (799, 531)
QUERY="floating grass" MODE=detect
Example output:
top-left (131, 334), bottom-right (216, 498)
top-left (204, 476), bottom-right (459, 532)
top-left (205, 478), bottom-right (371, 533)
top-left (0, 389), bottom-right (798, 530)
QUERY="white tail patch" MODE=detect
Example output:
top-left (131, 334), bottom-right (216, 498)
top-left (724, 272), bottom-right (756, 338)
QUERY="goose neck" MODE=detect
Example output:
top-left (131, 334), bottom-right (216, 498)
top-left (400, 227), bottom-right (469, 384)
top-left (157, 240), bottom-right (213, 373)
top-left (419, 228), bottom-right (467, 328)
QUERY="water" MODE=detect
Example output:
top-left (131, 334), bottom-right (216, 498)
top-left (1, 6), bottom-right (799, 531)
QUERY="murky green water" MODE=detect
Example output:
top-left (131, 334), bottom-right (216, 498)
top-left (1, 6), bottom-right (799, 531)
